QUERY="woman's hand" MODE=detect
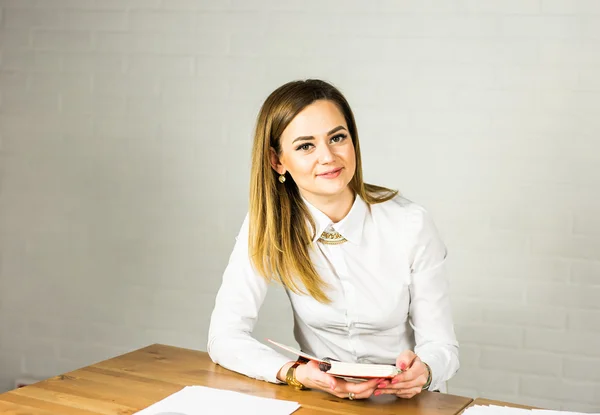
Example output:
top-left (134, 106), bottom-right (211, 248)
top-left (295, 361), bottom-right (383, 400)
top-left (374, 350), bottom-right (430, 399)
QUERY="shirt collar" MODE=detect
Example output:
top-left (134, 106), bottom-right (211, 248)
top-left (302, 195), bottom-right (368, 245)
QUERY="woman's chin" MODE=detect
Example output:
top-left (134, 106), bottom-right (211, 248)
top-left (314, 184), bottom-right (352, 199)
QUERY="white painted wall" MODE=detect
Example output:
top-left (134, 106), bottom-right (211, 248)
top-left (0, 0), bottom-right (599, 411)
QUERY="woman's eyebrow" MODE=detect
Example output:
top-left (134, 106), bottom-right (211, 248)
top-left (292, 126), bottom-right (347, 144)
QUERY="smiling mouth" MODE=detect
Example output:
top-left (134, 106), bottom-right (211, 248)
top-left (317, 168), bottom-right (343, 177)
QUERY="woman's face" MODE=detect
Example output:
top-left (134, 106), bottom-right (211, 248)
top-left (272, 99), bottom-right (356, 203)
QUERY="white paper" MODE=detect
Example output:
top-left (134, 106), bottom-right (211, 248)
top-left (134, 385), bottom-right (300, 415)
top-left (463, 404), bottom-right (600, 415)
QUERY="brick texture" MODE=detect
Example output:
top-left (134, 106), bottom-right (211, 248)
top-left (0, 0), bottom-right (599, 411)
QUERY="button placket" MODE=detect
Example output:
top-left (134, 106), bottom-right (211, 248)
top-left (335, 244), bottom-right (362, 359)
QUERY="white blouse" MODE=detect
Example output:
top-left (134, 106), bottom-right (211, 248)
top-left (207, 195), bottom-right (459, 392)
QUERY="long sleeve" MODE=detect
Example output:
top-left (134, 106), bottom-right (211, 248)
top-left (207, 214), bottom-right (293, 383)
top-left (407, 206), bottom-right (460, 392)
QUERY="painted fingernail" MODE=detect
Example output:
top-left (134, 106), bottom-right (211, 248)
top-left (374, 390), bottom-right (381, 396)
top-left (400, 363), bottom-right (407, 370)
top-left (391, 379), bottom-right (398, 384)
top-left (378, 383), bottom-right (386, 388)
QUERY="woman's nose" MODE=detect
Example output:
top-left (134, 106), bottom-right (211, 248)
top-left (317, 144), bottom-right (335, 164)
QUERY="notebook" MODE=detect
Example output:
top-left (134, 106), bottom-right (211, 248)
top-left (267, 339), bottom-right (401, 379)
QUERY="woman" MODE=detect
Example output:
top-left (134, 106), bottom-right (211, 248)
top-left (208, 79), bottom-right (459, 400)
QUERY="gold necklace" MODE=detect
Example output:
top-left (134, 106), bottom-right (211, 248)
top-left (318, 229), bottom-right (347, 245)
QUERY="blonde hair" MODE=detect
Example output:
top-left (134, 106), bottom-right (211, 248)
top-left (249, 79), bottom-right (397, 303)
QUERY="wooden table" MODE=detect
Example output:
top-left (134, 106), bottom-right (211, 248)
top-left (0, 344), bottom-right (473, 415)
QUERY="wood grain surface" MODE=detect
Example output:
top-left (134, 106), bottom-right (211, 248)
top-left (0, 344), bottom-right (474, 415)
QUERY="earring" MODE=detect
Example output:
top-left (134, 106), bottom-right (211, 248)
top-left (279, 174), bottom-right (286, 183)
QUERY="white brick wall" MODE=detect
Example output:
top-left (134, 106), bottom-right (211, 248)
top-left (0, 0), bottom-right (599, 411)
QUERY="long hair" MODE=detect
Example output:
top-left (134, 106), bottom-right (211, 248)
top-left (249, 79), bottom-right (397, 303)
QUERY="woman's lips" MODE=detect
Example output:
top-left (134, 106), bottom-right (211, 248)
top-left (317, 167), bottom-right (343, 179)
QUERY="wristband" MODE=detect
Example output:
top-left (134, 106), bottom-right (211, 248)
top-left (422, 362), bottom-right (432, 390)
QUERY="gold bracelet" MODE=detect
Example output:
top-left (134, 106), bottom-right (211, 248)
top-left (285, 361), bottom-right (307, 391)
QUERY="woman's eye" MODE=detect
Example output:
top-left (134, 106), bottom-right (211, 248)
top-left (296, 143), bottom-right (312, 151)
top-left (330, 134), bottom-right (347, 143)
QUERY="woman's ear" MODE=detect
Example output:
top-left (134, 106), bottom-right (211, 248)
top-left (269, 147), bottom-right (285, 175)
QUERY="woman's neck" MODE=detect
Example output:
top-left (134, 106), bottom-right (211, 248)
top-left (302, 187), bottom-right (355, 223)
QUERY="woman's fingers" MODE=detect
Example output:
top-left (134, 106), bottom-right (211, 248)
top-left (297, 361), bottom-right (338, 390)
top-left (313, 350), bottom-right (429, 400)
top-left (312, 378), bottom-right (333, 390)
top-left (395, 386), bottom-right (423, 399)
top-left (376, 382), bottom-right (424, 397)
top-left (298, 361), bottom-right (382, 399)
top-left (388, 372), bottom-right (428, 390)
top-left (376, 375), bottom-right (427, 395)
top-left (384, 353), bottom-right (419, 387)
top-left (374, 356), bottom-right (429, 398)
top-left (346, 378), bottom-right (382, 394)
top-left (395, 350), bottom-right (418, 371)
top-left (392, 358), bottom-right (427, 384)
top-left (298, 360), bottom-right (397, 400)
top-left (330, 378), bottom-right (382, 399)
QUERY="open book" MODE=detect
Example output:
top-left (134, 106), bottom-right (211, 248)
top-left (267, 339), bottom-right (401, 379)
